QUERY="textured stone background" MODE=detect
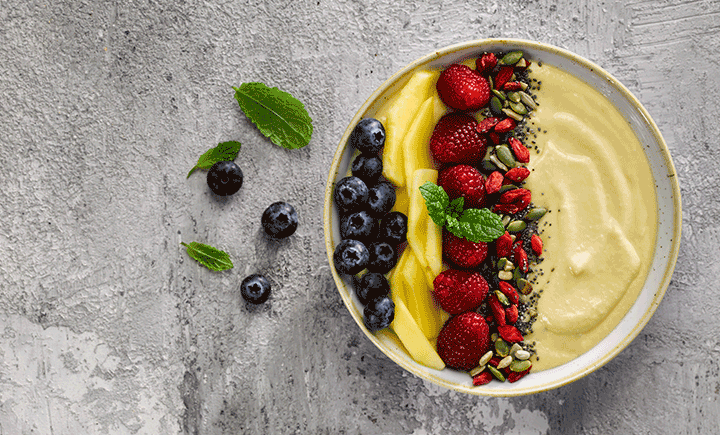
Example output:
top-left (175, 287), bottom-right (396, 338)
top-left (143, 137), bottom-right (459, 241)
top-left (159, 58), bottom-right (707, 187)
top-left (0, 0), bottom-right (717, 434)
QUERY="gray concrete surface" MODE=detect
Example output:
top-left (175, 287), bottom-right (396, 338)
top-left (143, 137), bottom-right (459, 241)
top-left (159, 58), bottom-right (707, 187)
top-left (0, 0), bottom-right (718, 434)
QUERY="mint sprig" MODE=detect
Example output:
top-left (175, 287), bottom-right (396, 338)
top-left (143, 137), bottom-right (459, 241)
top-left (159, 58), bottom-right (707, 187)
top-left (419, 182), bottom-right (504, 243)
top-left (187, 141), bottom-right (242, 178)
top-left (181, 241), bottom-right (233, 271)
top-left (233, 82), bottom-right (313, 150)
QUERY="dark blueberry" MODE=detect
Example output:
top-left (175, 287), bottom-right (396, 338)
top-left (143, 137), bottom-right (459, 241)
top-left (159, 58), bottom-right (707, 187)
top-left (363, 295), bottom-right (395, 331)
top-left (350, 118), bottom-right (386, 155)
top-left (351, 155), bottom-right (383, 186)
top-left (207, 161), bottom-right (243, 196)
top-left (340, 211), bottom-right (376, 242)
top-left (352, 272), bottom-right (390, 305)
top-left (367, 241), bottom-right (397, 274)
top-left (240, 274), bottom-right (271, 304)
top-left (334, 176), bottom-right (369, 212)
top-left (367, 181), bottom-right (396, 217)
top-left (262, 201), bottom-right (298, 238)
top-left (379, 211), bottom-right (408, 245)
top-left (333, 239), bottom-right (369, 275)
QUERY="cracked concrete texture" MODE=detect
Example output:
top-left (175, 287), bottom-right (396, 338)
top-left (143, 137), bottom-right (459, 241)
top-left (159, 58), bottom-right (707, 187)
top-left (0, 0), bottom-right (718, 434)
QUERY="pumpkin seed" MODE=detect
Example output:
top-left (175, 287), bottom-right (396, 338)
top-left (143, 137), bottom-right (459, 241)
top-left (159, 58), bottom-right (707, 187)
top-left (497, 355), bottom-right (514, 370)
top-left (488, 365), bottom-right (506, 382)
top-left (501, 215), bottom-right (512, 227)
top-left (525, 207), bottom-right (547, 221)
top-left (519, 91), bottom-right (537, 110)
top-left (490, 96), bottom-right (504, 116)
top-left (498, 184), bottom-right (517, 194)
top-left (481, 146), bottom-right (497, 171)
top-left (515, 350), bottom-right (531, 361)
top-left (498, 270), bottom-right (513, 281)
top-left (469, 365), bottom-right (486, 377)
top-left (500, 51), bottom-right (524, 65)
top-left (496, 145), bottom-right (516, 168)
top-left (510, 101), bottom-right (528, 115)
top-left (510, 359), bottom-right (532, 372)
top-left (495, 339), bottom-right (510, 357)
top-left (495, 290), bottom-right (510, 306)
top-left (497, 257), bottom-right (509, 270)
top-left (492, 89), bottom-right (507, 101)
top-left (502, 107), bottom-right (524, 121)
top-left (507, 91), bottom-right (521, 103)
top-left (479, 350), bottom-right (494, 367)
top-left (490, 333), bottom-right (499, 342)
top-left (506, 220), bottom-right (526, 233)
top-left (489, 155), bottom-right (509, 172)
top-left (517, 278), bottom-right (533, 295)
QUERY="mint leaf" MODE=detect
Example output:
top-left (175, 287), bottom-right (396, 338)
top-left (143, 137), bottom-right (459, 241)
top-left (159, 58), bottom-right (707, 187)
top-left (455, 208), bottom-right (505, 243)
top-left (187, 141), bottom-right (242, 178)
top-left (233, 82), bottom-right (313, 150)
top-left (181, 242), bottom-right (233, 271)
top-left (448, 197), bottom-right (464, 219)
top-left (419, 181), bottom-right (449, 227)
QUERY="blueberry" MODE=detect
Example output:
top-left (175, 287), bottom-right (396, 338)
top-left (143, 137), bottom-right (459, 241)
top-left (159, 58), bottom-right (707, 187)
top-left (351, 155), bottom-right (383, 186)
top-left (334, 176), bottom-right (369, 212)
top-left (350, 118), bottom-right (386, 155)
top-left (262, 201), bottom-right (298, 238)
top-left (367, 181), bottom-right (396, 217)
top-left (352, 272), bottom-right (390, 305)
top-left (363, 295), bottom-right (395, 331)
top-left (240, 274), bottom-right (271, 304)
top-left (367, 241), bottom-right (397, 274)
top-left (207, 161), bottom-right (243, 196)
top-left (379, 211), bottom-right (408, 245)
top-left (333, 239), bottom-right (369, 275)
top-left (340, 211), bottom-right (376, 242)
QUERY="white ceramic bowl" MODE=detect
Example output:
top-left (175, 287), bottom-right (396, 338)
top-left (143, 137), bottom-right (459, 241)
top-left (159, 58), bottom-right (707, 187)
top-left (323, 39), bottom-right (681, 396)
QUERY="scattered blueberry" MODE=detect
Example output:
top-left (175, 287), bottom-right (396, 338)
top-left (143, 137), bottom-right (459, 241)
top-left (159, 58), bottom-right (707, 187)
top-left (351, 155), bottom-right (383, 185)
top-left (262, 201), bottom-right (298, 238)
top-left (340, 210), bottom-right (376, 242)
top-left (207, 161), bottom-right (243, 196)
top-left (367, 181), bottom-right (396, 217)
top-left (350, 118), bottom-right (386, 155)
top-left (353, 272), bottom-right (390, 305)
top-left (240, 274), bottom-right (271, 304)
top-left (367, 241), bottom-right (397, 274)
top-left (333, 239), bottom-right (370, 275)
top-left (334, 176), bottom-right (369, 212)
top-left (379, 211), bottom-right (408, 245)
top-left (363, 295), bottom-right (395, 331)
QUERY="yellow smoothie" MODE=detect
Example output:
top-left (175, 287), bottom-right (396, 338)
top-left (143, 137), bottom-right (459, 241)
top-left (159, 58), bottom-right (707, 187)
top-left (523, 63), bottom-right (657, 371)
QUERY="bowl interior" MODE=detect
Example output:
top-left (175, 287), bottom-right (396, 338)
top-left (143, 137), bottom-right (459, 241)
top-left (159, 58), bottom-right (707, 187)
top-left (323, 39), bottom-right (681, 396)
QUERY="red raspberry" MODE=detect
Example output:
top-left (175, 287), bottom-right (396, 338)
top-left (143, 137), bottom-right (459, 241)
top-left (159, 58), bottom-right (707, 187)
top-left (436, 312), bottom-right (491, 371)
top-left (443, 231), bottom-right (488, 269)
top-left (438, 164), bottom-right (487, 209)
top-left (430, 112), bottom-right (488, 165)
top-left (436, 64), bottom-right (491, 111)
top-left (432, 269), bottom-right (489, 314)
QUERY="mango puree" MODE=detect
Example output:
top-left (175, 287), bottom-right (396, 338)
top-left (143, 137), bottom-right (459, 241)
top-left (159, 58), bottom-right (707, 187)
top-left (524, 64), bottom-right (657, 371)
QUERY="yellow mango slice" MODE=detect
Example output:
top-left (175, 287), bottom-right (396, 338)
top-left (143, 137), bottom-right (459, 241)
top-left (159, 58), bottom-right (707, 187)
top-left (400, 247), bottom-right (446, 340)
top-left (373, 92), bottom-right (400, 127)
top-left (389, 246), bottom-right (412, 304)
top-left (407, 169), bottom-right (443, 285)
top-left (402, 97), bottom-right (436, 186)
top-left (390, 289), bottom-right (446, 371)
top-left (382, 70), bottom-right (440, 187)
top-left (391, 183), bottom-right (410, 216)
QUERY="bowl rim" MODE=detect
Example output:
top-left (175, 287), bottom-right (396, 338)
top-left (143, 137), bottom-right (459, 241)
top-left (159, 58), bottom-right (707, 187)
top-left (323, 38), bottom-right (682, 396)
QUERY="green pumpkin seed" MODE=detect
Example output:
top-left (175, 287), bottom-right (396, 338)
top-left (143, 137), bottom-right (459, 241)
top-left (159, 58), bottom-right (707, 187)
top-left (488, 365), bottom-right (506, 382)
top-left (495, 290), bottom-right (510, 306)
top-left (506, 220), bottom-right (527, 233)
top-left (513, 267), bottom-right (523, 282)
top-left (492, 89), bottom-right (507, 101)
top-left (490, 333), bottom-right (499, 342)
top-left (490, 96), bottom-right (504, 116)
top-left (495, 339), bottom-right (510, 357)
top-left (519, 91), bottom-right (537, 110)
top-left (517, 278), bottom-right (533, 295)
top-left (502, 108), bottom-right (524, 121)
top-left (498, 184), bottom-right (517, 194)
top-left (510, 101), bottom-right (528, 115)
top-left (479, 350), bottom-right (494, 367)
top-left (507, 91), bottom-right (521, 103)
top-left (495, 145), bottom-right (516, 168)
top-left (500, 51), bottom-right (524, 65)
top-left (489, 155), bottom-right (509, 172)
top-left (525, 207), bottom-right (547, 221)
top-left (497, 257), bottom-right (509, 270)
top-left (514, 350), bottom-right (531, 360)
top-left (510, 359), bottom-right (532, 372)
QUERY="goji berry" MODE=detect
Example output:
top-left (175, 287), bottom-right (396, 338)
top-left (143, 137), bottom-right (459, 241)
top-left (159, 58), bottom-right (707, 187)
top-left (494, 66), bottom-right (514, 90)
top-left (498, 325), bottom-right (524, 343)
top-left (503, 81), bottom-right (523, 91)
top-left (476, 52), bottom-right (498, 76)
top-left (489, 293), bottom-right (506, 326)
top-left (505, 304), bottom-right (519, 324)
top-left (498, 281), bottom-right (519, 304)
top-left (473, 370), bottom-right (493, 386)
top-left (485, 171), bottom-right (504, 195)
top-left (477, 116), bottom-right (502, 134)
top-left (505, 167), bottom-right (531, 183)
top-left (507, 368), bottom-right (530, 383)
top-left (508, 137), bottom-right (530, 163)
top-left (513, 243), bottom-right (529, 273)
top-left (494, 117), bottom-right (517, 133)
top-left (495, 231), bottom-right (513, 257)
top-left (531, 234), bottom-right (543, 256)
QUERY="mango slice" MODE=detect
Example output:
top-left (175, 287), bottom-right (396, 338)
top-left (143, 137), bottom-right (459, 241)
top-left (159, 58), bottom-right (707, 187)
top-left (400, 247), bottom-right (446, 340)
top-left (402, 97), bottom-right (436, 189)
top-left (406, 169), bottom-right (443, 285)
top-left (390, 289), bottom-right (446, 371)
top-left (381, 70), bottom-right (440, 187)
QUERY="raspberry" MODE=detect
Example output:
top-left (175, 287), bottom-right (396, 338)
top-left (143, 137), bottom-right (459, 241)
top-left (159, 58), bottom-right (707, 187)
top-left (443, 231), bottom-right (488, 269)
top-left (438, 164), bottom-right (487, 209)
top-left (432, 269), bottom-right (489, 314)
top-left (430, 112), bottom-right (488, 165)
top-left (436, 64), bottom-right (491, 111)
top-left (436, 312), bottom-right (491, 371)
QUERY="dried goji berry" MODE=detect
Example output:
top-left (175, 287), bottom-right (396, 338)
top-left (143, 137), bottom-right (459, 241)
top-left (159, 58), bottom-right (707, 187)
top-left (488, 131), bottom-right (501, 145)
top-left (507, 368), bottom-right (530, 383)
top-left (494, 117), bottom-right (517, 133)
top-left (485, 171), bottom-right (504, 195)
top-left (502, 81), bottom-right (523, 91)
top-left (477, 116), bottom-right (502, 134)
top-left (495, 231), bottom-right (513, 257)
top-left (498, 281), bottom-right (519, 304)
top-left (494, 66), bottom-right (514, 90)
top-left (476, 52), bottom-right (498, 76)
top-left (513, 243), bottom-right (529, 273)
top-left (508, 137), bottom-right (530, 163)
top-left (473, 370), bottom-right (493, 386)
top-left (489, 293), bottom-right (507, 326)
top-left (494, 188), bottom-right (531, 214)
top-left (498, 325), bottom-right (524, 343)
top-left (505, 304), bottom-right (519, 324)
top-left (531, 233), bottom-right (543, 256)
top-left (505, 167), bottom-right (531, 183)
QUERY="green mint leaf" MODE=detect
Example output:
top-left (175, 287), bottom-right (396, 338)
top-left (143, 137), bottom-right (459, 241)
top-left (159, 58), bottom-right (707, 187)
top-left (181, 242), bottom-right (233, 271)
top-left (233, 82), bottom-right (313, 150)
top-left (453, 208), bottom-right (505, 243)
top-left (448, 197), bottom-right (464, 219)
top-left (187, 141), bottom-right (242, 178)
top-left (419, 181), bottom-right (449, 227)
